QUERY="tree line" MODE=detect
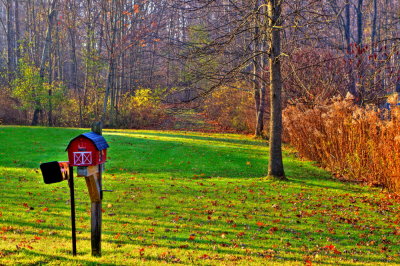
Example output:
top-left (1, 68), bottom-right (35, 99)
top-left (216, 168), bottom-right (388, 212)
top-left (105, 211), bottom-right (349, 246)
top-left (0, 0), bottom-right (398, 177)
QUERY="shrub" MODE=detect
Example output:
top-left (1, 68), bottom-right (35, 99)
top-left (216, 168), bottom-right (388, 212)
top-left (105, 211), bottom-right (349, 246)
top-left (118, 88), bottom-right (166, 128)
top-left (12, 59), bottom-right (64, 117)
top-left (203, 83), bottom-right (259, 133)
top-left (0, 89), bottom-right (25, 124)
top-left (283, 97), bottom-right (400, 192)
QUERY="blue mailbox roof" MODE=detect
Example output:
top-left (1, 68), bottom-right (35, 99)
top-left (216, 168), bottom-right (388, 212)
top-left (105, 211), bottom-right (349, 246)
top-left (66, 132), bottom-right (109, 151)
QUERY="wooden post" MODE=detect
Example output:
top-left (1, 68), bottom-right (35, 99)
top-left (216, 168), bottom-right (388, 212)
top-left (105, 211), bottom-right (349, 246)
top-left (84, 174), bottom-right (101, 202)
top-left (68, 166), bottom-right (77, 256)
top-left (91, 122), bottom-right (103, 257)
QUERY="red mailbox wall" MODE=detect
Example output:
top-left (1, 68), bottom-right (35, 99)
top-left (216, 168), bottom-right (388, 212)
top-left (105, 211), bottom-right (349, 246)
top-left (67, 136), bottom-right (107, 166)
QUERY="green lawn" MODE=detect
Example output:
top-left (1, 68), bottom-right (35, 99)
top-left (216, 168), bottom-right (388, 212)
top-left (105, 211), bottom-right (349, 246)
top-left (0, 126), bottom-right (399, 265)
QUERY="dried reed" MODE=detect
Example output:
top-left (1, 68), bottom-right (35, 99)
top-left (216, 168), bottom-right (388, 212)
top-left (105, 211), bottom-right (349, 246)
top-left (283, 98), bottom-right (400, 192)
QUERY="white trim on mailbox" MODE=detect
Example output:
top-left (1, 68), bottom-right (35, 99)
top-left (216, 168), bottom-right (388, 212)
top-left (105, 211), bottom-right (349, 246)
top-left (73, 151), bottom-right (92, 165)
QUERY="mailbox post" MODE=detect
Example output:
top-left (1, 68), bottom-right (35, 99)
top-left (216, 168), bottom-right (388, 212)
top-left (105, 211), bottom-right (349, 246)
top-left (40, 122), bottom-right (109, 257)
top-left (40, 161), bottom-right (77, 256)
top-left (68, 166), bottom-right (77, 256)
top-left (65, 123), bottom-right (108, 257)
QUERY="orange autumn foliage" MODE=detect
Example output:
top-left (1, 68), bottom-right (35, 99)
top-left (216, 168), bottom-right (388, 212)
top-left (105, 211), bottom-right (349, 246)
top-left (203, 84), bottom-right (258, 133)
top-left (283, 97), bottom-right (400, 192)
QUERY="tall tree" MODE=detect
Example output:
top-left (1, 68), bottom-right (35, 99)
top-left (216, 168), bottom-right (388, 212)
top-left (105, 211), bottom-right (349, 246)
top-left (267, 0), bottom-right (286, 179)
top-left (32, 0), bottom-right (58, 126)
top-left (356, 0), bottom-right (365, 98)
top-left (345, 0), bottom-right (357, 97)
top-left (371, 0), bottom-right (378, 52)
top-left (253, 0), bottom-right (267, 137)
top-left (101, 0), bottom-right (117, 125)
top-left (6, 0), bottom-right (16, 81)
top-left (356, 0), bottom-right (363, 46)
top-left (14, 0), bottom-right (21, 64)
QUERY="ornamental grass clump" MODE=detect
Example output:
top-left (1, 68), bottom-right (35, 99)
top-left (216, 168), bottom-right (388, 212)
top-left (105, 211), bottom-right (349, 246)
top-left (283, 97), bottom-right (400, 192)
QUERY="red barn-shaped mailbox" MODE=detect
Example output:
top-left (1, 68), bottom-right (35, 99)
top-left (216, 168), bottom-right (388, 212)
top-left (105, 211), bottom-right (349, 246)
top-left (66, 132), bottom-right (109, 167)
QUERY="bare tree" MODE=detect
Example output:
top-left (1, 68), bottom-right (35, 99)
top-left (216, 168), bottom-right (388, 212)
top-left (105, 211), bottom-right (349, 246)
top-left (14, 0), bottom-right (20, 63)
top-left (32, 0), bottom-right (58, 126)
top-left (6, 0), bottom-right (16, 81)
top-left (0, 0), bottom-right (398, 128)
top-left (252, 0), bottom-right (268, 137)
top-left (267, 0), bottom-right (285, 179)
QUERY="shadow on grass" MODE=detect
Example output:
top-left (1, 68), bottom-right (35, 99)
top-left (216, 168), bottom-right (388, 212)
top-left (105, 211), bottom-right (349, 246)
top-left (2, 211), bottom-right (392, 265)
top-left (104, 132), bottom-right (267, 178)
top-left (2, 128), bottom-right (392, 264)
top-left (104, 131), bottom-right (360, 193)
top-left (107, 131), bottom-right (268, 148)
top-left (19, 249), bottom-right (118, 265)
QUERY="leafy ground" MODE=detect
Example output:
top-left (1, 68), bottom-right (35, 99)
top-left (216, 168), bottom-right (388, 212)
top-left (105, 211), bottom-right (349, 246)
top-left (0, 126), bottom-right (399, 265)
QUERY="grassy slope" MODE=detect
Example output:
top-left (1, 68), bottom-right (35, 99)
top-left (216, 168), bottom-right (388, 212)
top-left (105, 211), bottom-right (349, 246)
top-left (0, 126), bottom-right (399, 265)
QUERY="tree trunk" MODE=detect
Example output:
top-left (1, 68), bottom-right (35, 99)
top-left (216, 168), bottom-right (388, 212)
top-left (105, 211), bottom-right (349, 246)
top-left (267, 0), bottom-right (286, 180)
top-left (253, 1), bottom-right (261, 136)
top-left (6, 0), bottom-right (16, 82)
top-left (55, 16), bottom-right (63, 81)
top-left (371, 0), bottom-right (377, 52)
top-left (83, 0), bottom-right (93, 126)
top-left (356, 0), bottom-right (364, 99)
top-left (68, 26), bottom-right (79, 124)
top-left (256, 86), bottom-right (266, 137)
top-left (68, 29), bottom-right (78, 91)
top-left (254, 78), bottom-right (261, 135)
top-left (103, 59), bottom-right (115, 123)
top-left (48, 40), bottom-right (53, 127)
top-left (356, 0), bottom-right (363, 46)
top-left (256, 2), bottom-right (268, 138)
top-left (31, 109), bottom-right (42, 126)
top-left (14, 0), bottom-right (20, 64)
top-left (102, 1), bottom-right (117, 125)
top-left (48, 89), bottom-right (53, 126)
top-left (39, 1), bottom-right (57, 80)
top-left (253, 0), bottom-right (267, 137)
top-left (32, 0), bottom-right (57, 126)
top-left (344, 0), bottom-right (356, 97)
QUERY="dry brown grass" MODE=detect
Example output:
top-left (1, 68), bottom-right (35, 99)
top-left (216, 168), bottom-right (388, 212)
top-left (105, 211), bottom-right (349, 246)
top-left (283, 98), bottom-right (400, 192)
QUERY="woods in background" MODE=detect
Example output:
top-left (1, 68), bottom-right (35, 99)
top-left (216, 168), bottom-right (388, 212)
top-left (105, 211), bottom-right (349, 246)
top-left (0, 0), bottom-right (398, 132)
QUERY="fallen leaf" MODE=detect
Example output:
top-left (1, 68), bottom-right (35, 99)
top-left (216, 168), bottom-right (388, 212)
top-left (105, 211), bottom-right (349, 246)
top-left (256, 221), bottom-right (265, 227)
top-left (237, 232), bottom-right (245, 237)
top-left (139, 248), bottom-right (145, 257)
